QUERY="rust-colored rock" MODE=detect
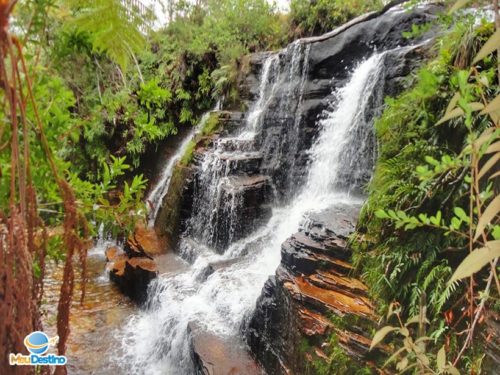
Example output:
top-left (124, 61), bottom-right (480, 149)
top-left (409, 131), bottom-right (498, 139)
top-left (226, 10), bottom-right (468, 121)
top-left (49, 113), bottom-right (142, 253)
top-left (188, 323), bottom-right (263, 375)
top-left (125, 222), bottom-right (167, 258)
top-left (247, 204), bottom-right (380, 374)
top-left (105, 246), bottom-right (123, 262)
top-left (106, 244), bottom-right (158, 304)
top-left (132, 223), bottom-right (166, 255)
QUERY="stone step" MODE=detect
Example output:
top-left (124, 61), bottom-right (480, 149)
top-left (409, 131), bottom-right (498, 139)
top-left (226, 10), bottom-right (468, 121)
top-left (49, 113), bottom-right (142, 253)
top-left (221, 174), bottom-right (270, 192)
top-left (279, 268), bottom-right (374, 319)
top-left (216, 151), bottom-right (262, 175)
top-left (215, 137), bottom-right (255, 153)
top-left (281, 235), bottom-right (353, 276)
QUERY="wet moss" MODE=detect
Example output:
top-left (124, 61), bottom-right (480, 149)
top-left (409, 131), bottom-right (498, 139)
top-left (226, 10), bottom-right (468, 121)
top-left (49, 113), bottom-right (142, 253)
top-left (201, 113), bottom-right (222, 136)
top-left (180, 140), bottom-right (196, 166)
top-left (179, 113), bottom-right (222, 167)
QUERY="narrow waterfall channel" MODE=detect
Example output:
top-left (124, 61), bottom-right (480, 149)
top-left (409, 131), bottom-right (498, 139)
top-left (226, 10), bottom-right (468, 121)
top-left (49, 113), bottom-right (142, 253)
top-left (114, 48), bottom-right (392, 374)
top-left (147, 111), bottom-right (212, 226)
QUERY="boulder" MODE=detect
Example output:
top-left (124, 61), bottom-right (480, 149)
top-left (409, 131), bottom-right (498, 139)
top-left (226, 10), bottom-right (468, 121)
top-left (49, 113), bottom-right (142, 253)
top-left (106, 245), bottom-right (158, 304)
top-left (125, 223), bottom-right (166, 257)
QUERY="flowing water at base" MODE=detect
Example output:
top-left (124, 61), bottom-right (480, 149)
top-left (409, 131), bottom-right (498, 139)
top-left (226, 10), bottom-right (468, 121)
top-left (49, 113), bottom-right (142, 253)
top-left (42, 239), bottom-right (134, 374)
top-left (112, 53), bottom-right (386, 375)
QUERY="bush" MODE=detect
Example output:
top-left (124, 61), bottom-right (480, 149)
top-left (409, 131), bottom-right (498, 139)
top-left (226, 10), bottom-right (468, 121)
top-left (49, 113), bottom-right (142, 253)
top-left (289, 0), bottom-right (383, 37)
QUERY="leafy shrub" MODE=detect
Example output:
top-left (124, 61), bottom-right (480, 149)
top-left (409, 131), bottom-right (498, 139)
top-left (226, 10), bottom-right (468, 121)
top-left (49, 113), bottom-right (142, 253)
top-left (289, 0), bottom-right (383, 37)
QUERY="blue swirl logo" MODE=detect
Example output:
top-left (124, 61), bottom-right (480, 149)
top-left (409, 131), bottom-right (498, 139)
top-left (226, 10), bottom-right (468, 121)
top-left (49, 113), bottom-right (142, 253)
top-left (24, 331), bottom-right (49, 355)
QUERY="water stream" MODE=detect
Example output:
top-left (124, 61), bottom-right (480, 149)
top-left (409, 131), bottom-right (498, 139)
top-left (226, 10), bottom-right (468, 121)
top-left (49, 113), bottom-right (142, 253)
top-left (113, 49), bottom-right (389, 374)
top-left (146, 109), bottom-right (215, 226)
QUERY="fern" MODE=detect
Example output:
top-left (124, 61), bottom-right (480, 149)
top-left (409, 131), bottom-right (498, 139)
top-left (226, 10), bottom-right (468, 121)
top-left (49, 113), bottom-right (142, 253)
top-left (67, 0), bottom-right (147, 71)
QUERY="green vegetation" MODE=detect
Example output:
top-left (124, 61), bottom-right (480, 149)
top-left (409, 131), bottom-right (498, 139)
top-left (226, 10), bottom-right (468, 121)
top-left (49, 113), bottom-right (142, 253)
top-left (1, 0), bottom-right (289, 239)
top-left (201, 113), bottom-right (223, 136)
top-left (1, 0), bottom-right (394, 255)
top-left (353, 5), bottom-right (499, 373)
top-left (2, 0), bottom-right (498, 373)
top-left (300, 333), bottom-right (372, 375)
top-left (180, 141), bottom-right (197, 167)
top-left (289, 0), bottom-right (383, 37)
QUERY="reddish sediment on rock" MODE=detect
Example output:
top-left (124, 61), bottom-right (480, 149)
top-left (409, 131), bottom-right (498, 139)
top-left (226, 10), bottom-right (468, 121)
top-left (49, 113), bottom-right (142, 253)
top-left (247, 204), bottom-right (382, 374)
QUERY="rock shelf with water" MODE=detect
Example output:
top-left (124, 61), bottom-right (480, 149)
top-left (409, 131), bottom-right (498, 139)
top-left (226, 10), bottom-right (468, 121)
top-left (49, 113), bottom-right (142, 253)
top-left (247, 206), bottom-right (380, 374)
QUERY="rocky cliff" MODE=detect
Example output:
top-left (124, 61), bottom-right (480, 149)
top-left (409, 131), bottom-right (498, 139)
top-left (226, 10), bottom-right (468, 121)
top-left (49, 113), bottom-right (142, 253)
top-left (246, 206), bottom-right (381, 374)
top-left (244, 5), bottom-right (441, 374)
top-left (146, 3), bottom-right (441, 374)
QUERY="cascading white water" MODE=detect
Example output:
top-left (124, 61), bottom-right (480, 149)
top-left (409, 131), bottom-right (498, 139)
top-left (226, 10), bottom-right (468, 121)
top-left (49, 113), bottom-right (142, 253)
top-left (187, 41), bottom-right (314, 252)
top-left (146, 112), bottom-right (212, 226)
top-left (114, 52), bottom-right (387, 375)
top-left (240, 54), bottom-right (279, 139)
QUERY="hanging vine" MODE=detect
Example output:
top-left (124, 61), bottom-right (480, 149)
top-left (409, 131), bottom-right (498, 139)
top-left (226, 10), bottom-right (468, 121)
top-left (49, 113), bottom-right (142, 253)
top-left (0, 1), bottom-right (87, 374)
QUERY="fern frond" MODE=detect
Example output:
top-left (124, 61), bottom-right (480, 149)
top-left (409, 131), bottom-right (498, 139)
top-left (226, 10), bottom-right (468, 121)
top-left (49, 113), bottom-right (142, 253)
top-left (68, 0), bottom-right (148, 71)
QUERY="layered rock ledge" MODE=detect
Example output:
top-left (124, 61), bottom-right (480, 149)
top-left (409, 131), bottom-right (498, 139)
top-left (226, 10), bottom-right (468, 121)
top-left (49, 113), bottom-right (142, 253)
top-left (247, 204), bottom-right (381, 374)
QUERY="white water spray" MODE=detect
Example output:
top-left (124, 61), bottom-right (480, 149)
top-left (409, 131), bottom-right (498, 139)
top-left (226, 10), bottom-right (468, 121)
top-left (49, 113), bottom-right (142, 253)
top-left (114, 52), bottom-right (387, 375)
top-left (146, 111), bottom-right (212, 226)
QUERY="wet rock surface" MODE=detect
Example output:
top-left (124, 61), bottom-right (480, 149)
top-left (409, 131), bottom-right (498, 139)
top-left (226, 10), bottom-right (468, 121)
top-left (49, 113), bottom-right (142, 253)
top-left (188, 323), bottom-right (264, 375)
top-left (106, 244), bottom-right (158, 304)
top-left (125, 223), bottom-right (166, 257)
top-left (135, 4), bottom-right (441, 374)
top-left (154, 5), bottom-right (439, 255)
top-left (247, 205), bottom-right (380, 374)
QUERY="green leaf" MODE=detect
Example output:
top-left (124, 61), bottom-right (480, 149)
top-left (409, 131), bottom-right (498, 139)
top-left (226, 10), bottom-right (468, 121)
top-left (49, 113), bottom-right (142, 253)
top-left (449, 240), bottom-right (500, 283)
top-left (436, 102), bottom-right (483, 125)
top-left (492, 225), bottom-right (500, 240)
top-left (430, 211), bottom-right (442, 226)
top-left (370, 326), bottom-right (398, 351)
top-left (453, 207), bottom-right (469, 223)
top-left (472, 30), bottom-right (500, 65)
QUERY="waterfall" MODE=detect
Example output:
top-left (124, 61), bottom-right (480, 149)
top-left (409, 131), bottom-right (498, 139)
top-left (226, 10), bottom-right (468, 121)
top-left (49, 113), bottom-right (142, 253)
top-left (114, 50), bottom-right (389, 374)
top-left (185, 41), bottom-right (311, 252)
top-left (146, 111), bottom-right (212, 226)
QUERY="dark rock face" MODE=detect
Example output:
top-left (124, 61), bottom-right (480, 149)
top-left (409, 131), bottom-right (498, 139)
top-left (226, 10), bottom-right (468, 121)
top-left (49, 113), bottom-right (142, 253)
top-left (246, 205), bottom-right (379, 374)
top-left (184, 114), bottom-right (275, 253)
top-left (155, 6), bottom-right (439, 255)
top-left (245, 6), bottom-right (441, 373)
top-left (252, 6), bottom-right (440, 197)
top-left (106, 245), bottom-right (158, 304)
